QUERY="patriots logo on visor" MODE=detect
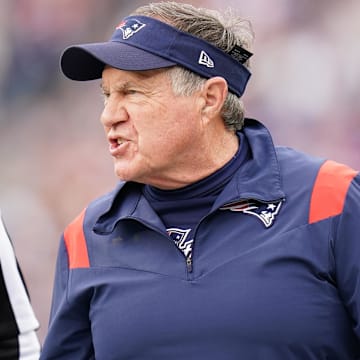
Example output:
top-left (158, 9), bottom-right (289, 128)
top-left (220, 200), bottom-right (283, 228)
top-left (116, 19), bottom-right (146, 40)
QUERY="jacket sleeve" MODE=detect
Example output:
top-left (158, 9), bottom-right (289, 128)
top-left (0, 213), bottom-right (40, 359)
top-left (40, 234), bottom-right (94, 359)
top-left (333, 173), bottom-right (360, 341)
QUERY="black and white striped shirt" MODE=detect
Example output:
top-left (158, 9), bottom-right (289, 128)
top-left (0, 212), bottom-right (40, 359)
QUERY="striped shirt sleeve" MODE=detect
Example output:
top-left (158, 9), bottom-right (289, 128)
top-left (0, 211), bottom-right (40, 359)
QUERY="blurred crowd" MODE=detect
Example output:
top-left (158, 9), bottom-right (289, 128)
top-left (0, 0), bottom-right (359, 343)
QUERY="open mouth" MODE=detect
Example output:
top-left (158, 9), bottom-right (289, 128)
top-left (108, 137), bottom-right (129, 156)
top-left (109, 137), bottom-right (125, 147)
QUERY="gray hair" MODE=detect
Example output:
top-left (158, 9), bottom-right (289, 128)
top-left (132, 2), bottom-right (254, 131)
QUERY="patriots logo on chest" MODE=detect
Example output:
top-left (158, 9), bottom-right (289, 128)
top-left (167, 228), bottom-right (193, 258)
top-left (220, 200), bottom-right (283, 228)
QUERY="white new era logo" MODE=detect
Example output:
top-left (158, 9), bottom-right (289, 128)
top-left (198, 50), bottom-right (214, 68)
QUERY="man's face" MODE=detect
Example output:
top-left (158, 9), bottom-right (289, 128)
top-left (100, 67), bottom-right (203, 189)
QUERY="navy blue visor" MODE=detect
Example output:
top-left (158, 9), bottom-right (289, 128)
top-left (60, 16), bottom-right (252, 97)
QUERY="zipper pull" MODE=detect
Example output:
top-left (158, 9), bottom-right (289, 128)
top-left (186, 256), bottom-right (193, 273)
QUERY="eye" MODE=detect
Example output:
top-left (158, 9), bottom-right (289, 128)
top-left (101, 91), bottom-right (110, 106)
top-left (125, 88), bottom-right (138, 95)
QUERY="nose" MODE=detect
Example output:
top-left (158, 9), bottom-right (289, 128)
top-left (100, 95), bottom-right (129, 129)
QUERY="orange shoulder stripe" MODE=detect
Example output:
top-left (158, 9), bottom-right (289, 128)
top-left (309, 160), bottom-right (358, 224)
top-left (64, 209), bottom-right (90, 269)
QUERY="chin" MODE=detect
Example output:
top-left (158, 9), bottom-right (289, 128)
top-left (114, 166), bottom-right (141, 183)
top-left (113, 160), bottom-right (149, 184)
top-left (114, 167), bottom-right (130, 181)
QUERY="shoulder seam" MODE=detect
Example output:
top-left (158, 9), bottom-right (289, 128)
top-left (63, 209), bottom-right (90, 269)
top-left (309, 160), bottom-right (358, 224)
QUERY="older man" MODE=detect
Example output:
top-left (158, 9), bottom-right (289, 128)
top-left (41, 2), bottom-right (360, 359)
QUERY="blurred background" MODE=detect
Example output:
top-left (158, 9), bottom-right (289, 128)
top-left (0, 0), bottom-right (359, 343)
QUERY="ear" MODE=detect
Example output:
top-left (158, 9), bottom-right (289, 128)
top-left (200, 76), bottom-right (228, 121)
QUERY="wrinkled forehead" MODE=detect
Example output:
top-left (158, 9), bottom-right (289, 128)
top-left (100, 66), bottom-right (172, 89)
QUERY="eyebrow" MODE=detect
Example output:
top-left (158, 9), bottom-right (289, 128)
top-left (100, 81), bottom-right (134, 93)
top-left (100, 69), bottom-right (165, 92)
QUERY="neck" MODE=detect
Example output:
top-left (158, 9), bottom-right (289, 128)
top-left (146, 130), bottom-right (239, 190)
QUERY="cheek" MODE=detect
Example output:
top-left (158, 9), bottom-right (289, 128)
top-left (137, 127), bottom-right (170, 155)
top-left (135, 101), bottom-right (198, 154)
top-left (153, 122), bottom-right (196, 158)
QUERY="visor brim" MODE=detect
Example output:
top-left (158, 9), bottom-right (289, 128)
top-left (60, 42), bottom-right (177, 81)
